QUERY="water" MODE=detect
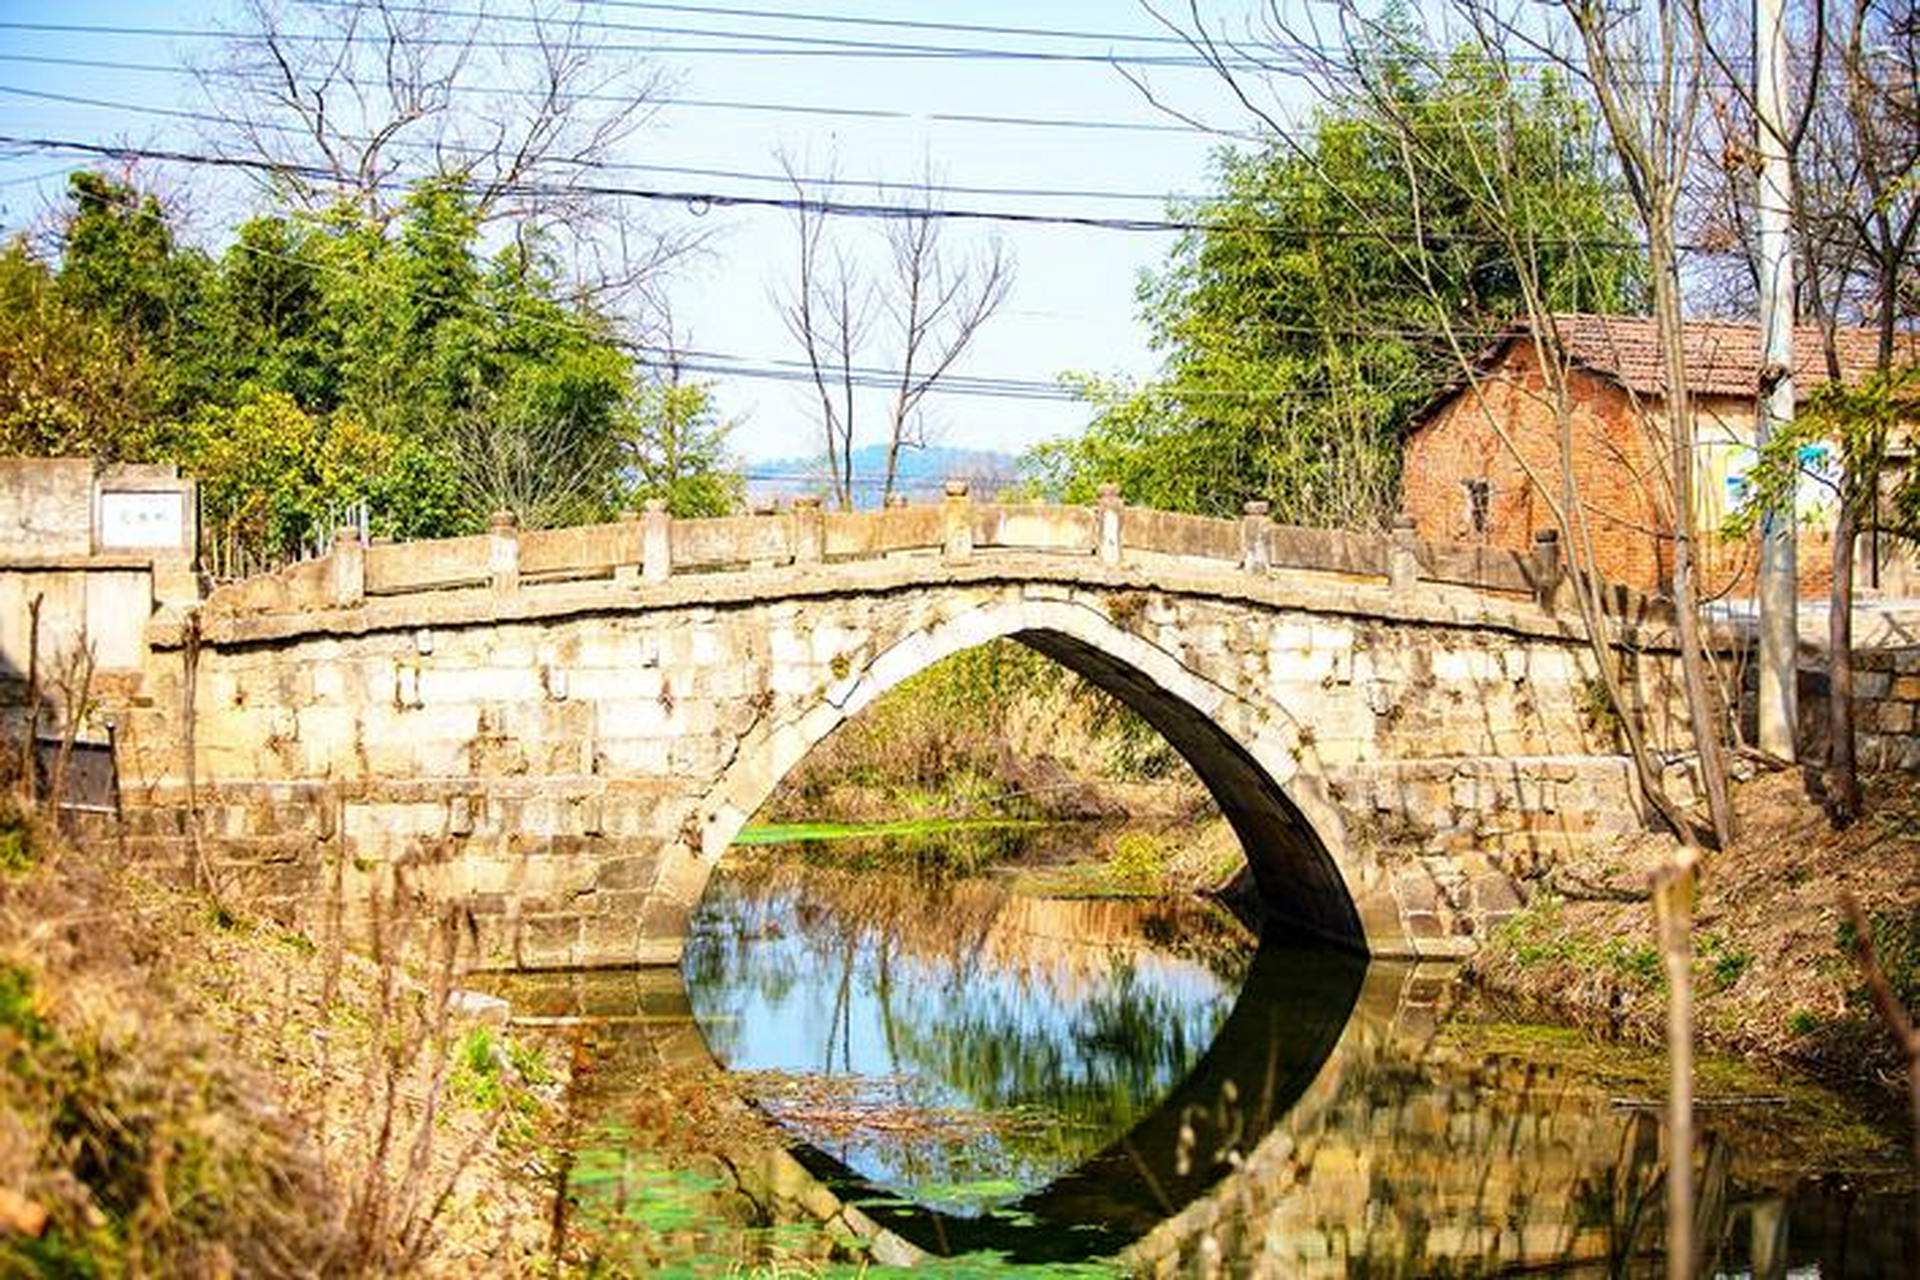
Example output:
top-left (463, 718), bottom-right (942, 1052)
top-left (501, 825), bottom-right (1913, 1275)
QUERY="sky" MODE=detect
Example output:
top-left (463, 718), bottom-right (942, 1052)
top-left (0, 1), bottom-right (1287, 472)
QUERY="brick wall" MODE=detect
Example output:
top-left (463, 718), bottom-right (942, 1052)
top-left (1403, 346), bottom-right (1848, 600)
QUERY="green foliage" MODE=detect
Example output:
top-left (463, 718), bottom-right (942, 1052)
top-left (0, 960), bottom-right (52, 1047)
top-left (3, 169), bottom-right (743, 558)
top-left (1836, 903), bottom-right (1920, 1014)
top-left (0, 239), bottom-right (170, 459)
top-left (1723, 364), bottom-right (1920, 544)
top-left (0, 813), bottom-right (36, 874)
top-left (1032, 40), bottom-right (1639, 529)
top-left (1108, 831), bottom-right (1169, 893)
top-left (1494, 897), bottom-right (1662, 988)
top-left (449, 1025), bottom-right (550, 1144)
top-left (1576, 674), bottom-right (1624, 742)
top-left (1697, 932), bottom-right (1753, 994)
top-left (1786, 1008), bottom-right (1822, 1038)
top-left (621, 377), bottom-right (744, 517)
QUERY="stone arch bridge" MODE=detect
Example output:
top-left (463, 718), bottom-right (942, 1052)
top-left (113, 490), bottom-right (1692, 967)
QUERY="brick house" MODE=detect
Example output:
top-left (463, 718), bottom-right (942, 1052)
top-left (1401, 314), bottom-right (1917, 600)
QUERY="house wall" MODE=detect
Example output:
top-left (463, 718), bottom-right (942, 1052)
top-left (1402, 345), bottom-right (1858, 601)
top-left (1402, 344), bottom-right (1672, 593)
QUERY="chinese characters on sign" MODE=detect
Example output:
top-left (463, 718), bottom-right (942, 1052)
top-left (98, 490), bottom-right (187, 550)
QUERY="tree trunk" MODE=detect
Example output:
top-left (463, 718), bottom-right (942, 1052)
top-left (1827, 494), bottom-right (1861, 822)
top-left (1650, 235), bottom-right (1737, 847)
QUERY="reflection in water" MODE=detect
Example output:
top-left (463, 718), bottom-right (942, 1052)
top-left (511, 829), bottom-right (1911, 1274)
top-left (683, 853), bottom-right (1257, 1221)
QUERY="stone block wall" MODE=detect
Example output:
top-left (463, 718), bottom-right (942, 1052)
top-left (1795, 647), bottom-right (1920, 773)
top-left (114, 544), bottom-right (1700, 968)
top-left (0, 458), bottom-right (198, 702)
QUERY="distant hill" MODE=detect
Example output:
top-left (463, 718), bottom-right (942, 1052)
top-left (744, 443), bottom-right (1022, 510)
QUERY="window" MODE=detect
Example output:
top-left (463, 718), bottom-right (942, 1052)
top-left (1462, 479), bottom-right (1492, 538)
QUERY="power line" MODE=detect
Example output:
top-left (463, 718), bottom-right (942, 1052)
top-left (0, 16), bottom-right (1281, 69)
top-left (0, 51), bottom-right (1225, 137)
top-left (3, 131), bottom-right (1710, 255)
top-left (569, 1), bottom-right (1202, 49)
top-left (0, 84), bottom-right (1199, 205)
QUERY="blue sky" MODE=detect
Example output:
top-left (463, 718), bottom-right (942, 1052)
top-left (0, 2), bottom-right (1285, 466)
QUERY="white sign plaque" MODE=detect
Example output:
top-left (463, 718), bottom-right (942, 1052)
top-left (98, 490), bottom-right (187, 550)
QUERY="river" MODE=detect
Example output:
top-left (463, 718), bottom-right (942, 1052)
top-left (487, 820), bottom-right (1912, 1276)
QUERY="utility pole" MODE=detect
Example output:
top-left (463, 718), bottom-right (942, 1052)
top-left (1755, 0), bottom-right (1798, 761)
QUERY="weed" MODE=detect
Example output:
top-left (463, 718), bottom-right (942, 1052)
top-left (0, 814), bottom-right (35, 873)
top-left (452, 1026), bottom-right (512, 1111)
top-left (1576, 673), bottom-right (1624, 741)
top-left (274, 927), bottom-right (316, 957)
top-left (1835, 903), bottom-right (1919, 1012)
top-left (1492, 898), bottom-right (1662, 989)
top-left (0, 960), bottom-right (51, 1046)
top-left (1696, 932), bottom-right (1753, 994)
top-left (1109, 831), bottom-right (1168, 892)
top-left (1786, 1009), bottom-right (1822, 1037)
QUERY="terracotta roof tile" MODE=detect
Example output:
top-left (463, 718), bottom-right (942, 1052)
top-left (1543, 313), bottom-right (1916, 398)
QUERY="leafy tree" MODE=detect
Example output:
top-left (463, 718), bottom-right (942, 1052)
top-left (175, 391), bottom-right (467, 561)
top-left (1726, 364), bottom-right (1920, 816)
top-left (1034, 42), bottom-right (1640, 528)
top-left (621, 376), bottom-right (743, 517)
top-left (55, 174), bottom-right (204, 347)
top-left (2, 169), bottom-right (743, 556)
top-left (0, 241), bottom-right (168, 460)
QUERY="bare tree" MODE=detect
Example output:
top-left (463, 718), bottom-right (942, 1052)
top-left (1691, 0), bottom-right (1917, 822)
top-left (194, 0), bottom-right (692, 310)
top-left (1138, 6), bottom-right (1734, 1272)
top-left (776, 157), bottom-right (1013, 509)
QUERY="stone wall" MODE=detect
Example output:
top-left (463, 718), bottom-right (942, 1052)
top-left (0, 458), bottom-right (198, 702)
top-left (109, 492), bottom-right (1704, 968)
top-left (1796, 647), bottom-right (1920, 772)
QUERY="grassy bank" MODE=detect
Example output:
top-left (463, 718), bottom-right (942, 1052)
top-left (0, 804), bottom-right (558, 1275)
top-left (764, 639), bottom-right (1212, 826)
top-left (1469, 768), bottom-right (1920, 1097)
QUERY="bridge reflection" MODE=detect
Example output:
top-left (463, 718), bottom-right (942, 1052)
top-left (488, 917), bottom-right (1907, 1275)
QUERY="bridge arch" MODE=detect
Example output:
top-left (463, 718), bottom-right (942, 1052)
top-left (681, 591), bottom-right (1384, 952)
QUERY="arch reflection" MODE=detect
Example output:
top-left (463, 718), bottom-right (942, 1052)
top-left (683, 855), bottom-right (1365, 1263)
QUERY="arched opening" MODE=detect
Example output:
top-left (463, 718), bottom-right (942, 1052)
top-left (688, 594), bottom-right (1379, 953)
top-left (671, 592), bottom-right (1387, 1257)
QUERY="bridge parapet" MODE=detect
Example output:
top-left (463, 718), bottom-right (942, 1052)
top-left (204, 486), bottom-right (1671, 636)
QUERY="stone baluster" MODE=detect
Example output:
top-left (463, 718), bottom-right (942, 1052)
top-left (792, 494), bottom-right (825, 565)
top-left (1098, 483), bottom-right (1124, 568)
top-left (1241, 500), bottom-right (1272, 575)
top-left (642, 499), bottom-right (672, 583)
top-left (330, 525), bottom-right (365, 608)
top-left (1388, 514), bottom-right (1422, 593)
top-left (942, 479), bottom-right (973, 563)
top-left (614, 509), bottom-right (643, 586)
top-left (488, 510), bottom-right (520, 594)
top-left (1532, 527), bottom-right (1564, 612)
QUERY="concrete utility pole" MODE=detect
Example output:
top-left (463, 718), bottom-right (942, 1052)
top-left (1755, 0), bottom-right (1798, 760)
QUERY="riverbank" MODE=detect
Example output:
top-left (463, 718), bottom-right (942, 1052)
top-left (1468, 767), bottom-right (1920, 1097)
top-left (762, 638), bottom-right (1215, 829)
top-left (0, 806), bottom-right (559, 1275)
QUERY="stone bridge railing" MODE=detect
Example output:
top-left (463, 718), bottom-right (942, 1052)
top-left (211, 482), bottom-right (1667, 629)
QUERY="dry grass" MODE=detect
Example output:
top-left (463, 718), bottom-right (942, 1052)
top-left (0, 792), bottom-right (560, 1276)
top-left (1471, 767), bottom-right (1920, 1095)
